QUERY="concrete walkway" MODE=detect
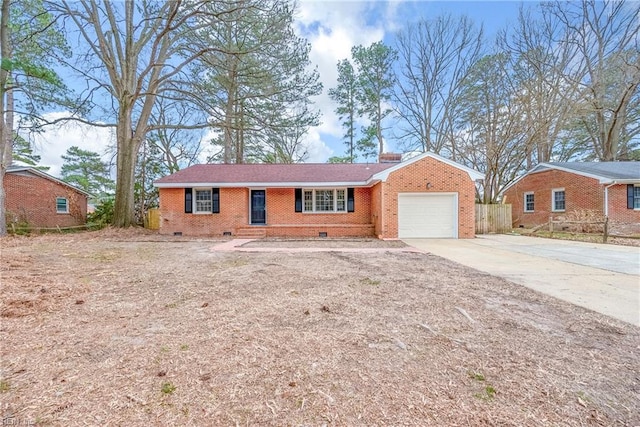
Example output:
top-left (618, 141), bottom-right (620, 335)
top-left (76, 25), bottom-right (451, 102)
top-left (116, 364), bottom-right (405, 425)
top-left (404, 235), bottom-right (640, 326)
top-left (210, 239), bottom-right (423, 253)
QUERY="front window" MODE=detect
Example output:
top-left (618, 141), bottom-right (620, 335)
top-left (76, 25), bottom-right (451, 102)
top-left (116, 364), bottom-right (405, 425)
top-left (195, 189), bottom-right (212, 213)
top-left (304, 190), bottom-right (313, 211)
top-left (315, 190), bottom-right (334, 212)
top-left (634, 186), bottom-right (640, 209)
top-left (524, 192), bottom-right (534, 212)
top-left (303, 189), bottom-right (347, 213)
top-left (56, 197), bottom-right (68, 213)
top-left (336, 189), bottom-right (346, 211)
top-left (552, 189), bottom-right (565, 212)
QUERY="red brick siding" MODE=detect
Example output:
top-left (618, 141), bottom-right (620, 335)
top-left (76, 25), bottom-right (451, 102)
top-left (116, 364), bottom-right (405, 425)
top-left (380, 156), bottom-right (477, 238)
top-left (4, 171), bottom-right (87, 228)
top-left (370, 182), bottom-right (383, 237)
top-left (158, 186), bottom-right (375, 237)
top-left (502, 170), bottom-right (640, 227)
top-left (157, 157), bottom-right (478, 238)
top-left (265, 187), bottom-right (373, 226)
top-left (158, 187), bottom-right (248, 236)
top-left (607, 184), bottom-right (640, 224)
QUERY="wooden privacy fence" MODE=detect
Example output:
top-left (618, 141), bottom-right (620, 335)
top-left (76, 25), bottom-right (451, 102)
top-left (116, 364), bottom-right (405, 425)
top-left (145, 208), bottom-right (160, 230)
top-left (475, 204), bottom-right (512, 234)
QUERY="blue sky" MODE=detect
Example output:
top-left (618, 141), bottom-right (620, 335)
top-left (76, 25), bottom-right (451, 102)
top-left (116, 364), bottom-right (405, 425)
top-left (34, 1), bottom-right (532, 176)
top-left (292, 0), bottom-right (529, 163)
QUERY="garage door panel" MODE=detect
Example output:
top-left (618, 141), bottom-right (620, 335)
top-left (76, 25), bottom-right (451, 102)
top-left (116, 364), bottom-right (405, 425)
top-left (398, 193), bottom-right (457, 238)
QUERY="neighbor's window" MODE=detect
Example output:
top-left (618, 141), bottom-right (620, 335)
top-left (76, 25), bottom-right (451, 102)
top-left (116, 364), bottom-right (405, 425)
top-left (634, 186), bottom-right (640, 209)
top-left (56, 197), bottom-right (68, 213)
top-left (524, 192), bottom-right (534, 212)
top-left (552, 189), bottom-right (565, 212)
top-left (194, 189), bottom-right (212, 213)
top-left (303, 189), bottom-right (347, 213)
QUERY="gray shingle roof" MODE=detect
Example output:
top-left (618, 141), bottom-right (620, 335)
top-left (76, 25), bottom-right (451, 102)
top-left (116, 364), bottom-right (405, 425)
top-left (542, 162), bottom-right (640, 180)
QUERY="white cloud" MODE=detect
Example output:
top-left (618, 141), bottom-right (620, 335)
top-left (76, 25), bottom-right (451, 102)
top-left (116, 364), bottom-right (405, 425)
top-left (23, 1), bottom-right (409, 174)
top-left (28, 112), bottom-right (116, 178)
top-left (302, 128), bottom-right (334, 162)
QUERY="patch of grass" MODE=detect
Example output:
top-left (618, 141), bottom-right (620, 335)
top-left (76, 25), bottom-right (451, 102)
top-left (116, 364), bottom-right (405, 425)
top-left (469, 371), bottom-right (496, 401)
top-left (180, 344), bottom-right (189, 351)
top-left (469, 371), bottom-right (485, 382)
top-left (360, 277), bottom-right (381, 286)
top-left (0, 379), bottom-right (10, 392)
top-left (485, 385), bottom-right (496, 398)
top-left (90, 250), bottom-right (121, 262)
top-left (161, 382), bottom-right (176, 395)
top-left (577, 391), bottom-right (591, 405)
top-left (474, 385), bottom-right (496, 401)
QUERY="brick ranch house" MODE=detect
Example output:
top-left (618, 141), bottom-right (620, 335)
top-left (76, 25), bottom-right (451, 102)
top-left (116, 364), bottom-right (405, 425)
top-left (502, 162), bottom-right (640, 231)
top-left (153, 152), bottom-right (483, 239)
top-left (4, 166), bottom-right (90, 230)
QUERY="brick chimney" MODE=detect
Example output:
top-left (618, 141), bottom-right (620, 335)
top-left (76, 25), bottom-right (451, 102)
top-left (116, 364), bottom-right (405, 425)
top-left (378, 152), bottom-right (402, 163)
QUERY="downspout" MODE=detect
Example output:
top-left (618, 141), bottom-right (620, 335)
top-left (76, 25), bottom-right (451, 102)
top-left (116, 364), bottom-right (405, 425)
top-left (380, 182), bottom-right (385, 239)
top-left (603, 181), bottom-right (617, 217)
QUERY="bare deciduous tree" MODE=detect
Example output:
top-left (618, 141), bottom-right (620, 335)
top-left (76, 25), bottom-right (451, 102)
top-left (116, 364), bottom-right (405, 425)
top-left (549, 0), bottom-right (640, 161)
top-left (52, 0), bottom-right (243, 227)
top-left (454, 53), bottom-right (529, 203)
top-left (502, 6), bottom-right (582, 166)
top-left (394, 14), bottom-right (483, 157)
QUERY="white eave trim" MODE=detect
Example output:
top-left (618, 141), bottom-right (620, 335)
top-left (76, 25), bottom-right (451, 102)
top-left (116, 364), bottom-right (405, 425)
top-left (370, 151), bottom-right (484, 182)
top-left (600, 179), bottom-right (640, 184)
top-left (154, 180), bottom-right (379, 189)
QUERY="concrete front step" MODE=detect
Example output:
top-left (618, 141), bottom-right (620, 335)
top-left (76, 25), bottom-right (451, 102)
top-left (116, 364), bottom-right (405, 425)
top-left (235, 228), bottom-right (267, 239)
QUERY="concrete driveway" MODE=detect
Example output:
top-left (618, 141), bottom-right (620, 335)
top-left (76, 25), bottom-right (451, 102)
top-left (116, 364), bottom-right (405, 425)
top-left (404, 234), bottom-right (640, 326)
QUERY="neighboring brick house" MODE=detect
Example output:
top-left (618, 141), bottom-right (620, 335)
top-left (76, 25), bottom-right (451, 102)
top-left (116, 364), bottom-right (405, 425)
top-left (4, 166), bottom-right (90, 229)
top-left (153, 152), bottom-right (483, 239)
top-left (502, 162), bottom-right (640, 230)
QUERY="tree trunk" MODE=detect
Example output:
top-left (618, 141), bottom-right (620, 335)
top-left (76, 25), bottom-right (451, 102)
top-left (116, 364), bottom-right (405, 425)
top-left (0, 0), bottom-right (11, 236)
top-left (113, 111), bottom-right (140, 227)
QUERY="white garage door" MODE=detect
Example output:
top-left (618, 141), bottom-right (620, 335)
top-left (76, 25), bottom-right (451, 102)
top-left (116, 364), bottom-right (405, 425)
top-left (398, 193), bottom-right (458, 238)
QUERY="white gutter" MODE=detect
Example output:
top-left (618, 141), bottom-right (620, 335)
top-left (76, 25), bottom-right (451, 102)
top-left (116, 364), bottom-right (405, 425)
top-left (154, 180), bottom-right (380, 188)
top-left (603, 181), bottom-right (618, 217)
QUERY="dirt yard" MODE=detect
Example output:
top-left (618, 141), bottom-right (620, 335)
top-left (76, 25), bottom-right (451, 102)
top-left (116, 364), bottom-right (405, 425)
top-left (1, 228), bottom-right (638, 426)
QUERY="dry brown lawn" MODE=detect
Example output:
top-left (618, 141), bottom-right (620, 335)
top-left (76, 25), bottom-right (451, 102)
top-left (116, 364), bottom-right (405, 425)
top-left (1, 228), bottom-right (638, 426)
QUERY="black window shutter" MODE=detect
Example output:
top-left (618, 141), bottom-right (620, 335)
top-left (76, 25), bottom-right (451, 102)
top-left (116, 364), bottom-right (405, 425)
top-left (628, 184), bottom-right (635, 209)
top-left (347, 188), bottom-right (355, 212)
top-left (212, 188), bottom-right (220, 213)
top-left (185, 188), bottom-right (192, 213)
top-left (295, 188), bottom-right (302, 212)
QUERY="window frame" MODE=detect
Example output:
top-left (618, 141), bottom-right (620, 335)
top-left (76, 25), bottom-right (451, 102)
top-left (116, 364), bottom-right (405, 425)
top-left (302, 188), bottom-right (347, 213)
top-left (523, 192), bottom-right (535, 213)
top-left (634, 185), bottom-right (640, 210)
top-left (56, 197), bottom-right (69, 214)
top-left (551, 188), bottom-right (566, 212)
top-left (194, 188), bottom-right (213, 214)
